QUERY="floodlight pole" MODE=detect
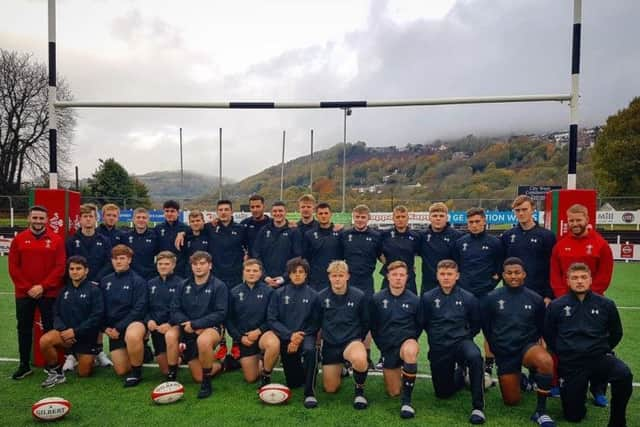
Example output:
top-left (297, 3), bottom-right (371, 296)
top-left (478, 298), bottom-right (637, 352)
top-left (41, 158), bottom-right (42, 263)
top-left (309, 129), bottom-right (314, 191)
top-left (47, 0), bottom-right (57, 189)
top-left (567, 0), bottom-right (582, 190)
top-left (280, 131), bottom-right (286, 201)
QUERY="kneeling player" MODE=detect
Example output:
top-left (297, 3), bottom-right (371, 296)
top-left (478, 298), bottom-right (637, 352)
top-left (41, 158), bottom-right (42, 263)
top-left (482, 258), bottom-right (555, 426)
top-left (40, 256), bottom-right (104, 387)
top-left (421, 259), bottom-right (486, 424)
top-left (226, 259), bottom-right (279, 385)
top-left (100, 245), bottom-right (148, 387)
top-left (370, 261), bottom-right (420, 419)
top-left (146, 251), bottom-right (183, 375)
top-left (545, 263), bottom-right (633, 427)
top-left (267, 257), bottom-right (320, 408)
top-left (166, 251), bottom-right (227, 398)
top-left (319, 261), bottom-right (370, 409)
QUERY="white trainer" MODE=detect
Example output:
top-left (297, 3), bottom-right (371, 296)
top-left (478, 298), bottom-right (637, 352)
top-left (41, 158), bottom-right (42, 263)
top-left (96, 351), bottom-right (113, 367)
top-left (62, 354), bottom-right (78, 372)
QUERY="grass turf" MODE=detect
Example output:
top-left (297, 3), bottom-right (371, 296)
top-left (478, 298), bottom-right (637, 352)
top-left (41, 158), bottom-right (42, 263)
top-left (0, 257), bottom-right (638, 426)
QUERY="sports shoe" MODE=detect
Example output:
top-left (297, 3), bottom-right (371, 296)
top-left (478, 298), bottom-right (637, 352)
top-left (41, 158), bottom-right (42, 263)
top-left (41, 369), bottom-right (66, 388)
top-left (62, 354), bottom-right (78, 372)
top-left (197, 381), bottom-right (212, 399)
top-left (167, 371), bottom-right (177, 382)
top-left (96, 351), bottom-right (113, 367)
top-left (531, 412), bottom-right (556, 427)
top-left (469, 409), bottom-right (486, 424)
top-left (400, 404), bottom-right (415, 419)
top-left (259, 375), bottom-right (271, 388)
top-left (374, 357), bottom-right (384, 371)
top-left (483, 372), bottom-right (495, 389)
top-left (593, 394), bottom-right (608, 407)
top-left (304, 395), bottom-right (318, 409)
top-left (12, 364), bottom-right (33, 380)
top-left (341, 366), bottom-right (350, 378)
top-left (353, 395), bottom-right (368, 410)
top-left (550, 386), bottom-right (560, 398)
top-left (123, 375), bottom-right (142, 387)
top-left (215, 343), bottom-right (228, 361)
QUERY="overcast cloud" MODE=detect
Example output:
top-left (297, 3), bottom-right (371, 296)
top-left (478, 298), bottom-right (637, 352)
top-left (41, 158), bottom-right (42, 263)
top-left (1, 0), bottom-right (639, 181)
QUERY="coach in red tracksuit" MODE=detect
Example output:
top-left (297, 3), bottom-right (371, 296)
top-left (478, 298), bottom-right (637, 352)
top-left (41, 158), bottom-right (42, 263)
top-left (8, 205), bottom-right (66, 380)
top-left (550, 204), bottom-right (613, 297)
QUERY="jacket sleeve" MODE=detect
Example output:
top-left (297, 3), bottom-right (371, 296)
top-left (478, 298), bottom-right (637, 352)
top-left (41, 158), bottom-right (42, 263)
top-left (8, 238), bottom-right (32, 293)
top-left (543, 305), bottom-right (558, 354)
top-left (302, 293), bottom-right (321, 337)
top-left (224, 293), bottom-right (242, 341)
top-left (115, 276), bottom-right (147, 332)
top-left (549, 245), bottom-right (567, 298)
top-left (42, 238), bottom-right (66, 291)
top-left (191, 283), bottom-right (228, 329)
top-left (74, 286), bottom-right (104, 338)
top-left (53, 292), bottom-right (67, 331)
top-left (607, 300), bottom-right (623, 350)
top-left (267, 290), bottom-right (292, 340)
top-left (170, 284), bottom-right (189, 326)
top-left (593, 242), bottom-right (614, 295)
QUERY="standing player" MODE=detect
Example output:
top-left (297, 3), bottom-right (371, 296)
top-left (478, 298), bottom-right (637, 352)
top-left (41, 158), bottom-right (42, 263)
top-left (155, 200), bottom-right (189, 276)
top-left (124, 207), bottom-right (160, 280)
top-left (9, 205), bottom-right (66, 380)
top-left (267, 257), bottom-right (320, 408)
top-left (39, 256), bottom-right (104, 387)
top-left (501, 196), bottom-right (556, 303)
top-left (296, 194), bottom-right (319, 234)
top-left (226, 259), bottom-right (279, 385)
top-left (302, 202), bottom-right (343, 291)
top-left (99, 245), bottom-right (148, 387)
top-left (544, 263), bottom-right (632, 427)
top-left (97, 203), bottom-right (125, 247)
top-left (182, 209), bottom-right (211, 263)
top-left (166, 251), bottom-right (228, 398)
top-left (146, 251), bottom-right (183, 375)
top-left (379, 205), bottom-right (420, 294)
top-left (482, 258), bottom-right (555, 427)
top-left (208, 200), bottom-right (247, 290)
top-left (370, 261), bottom-right (421, 419)
top-left (240, 194), bottom-right (270, 255)
top-left (252, 201), bottom-right (301, 288)
top-left (421, 259), bottom-right (486, 425)
top-left (452, 207), bottom-right (504, 383)
top-left (418, 202), bottom-right (463, 294)
top-left (550, 203), bottom-right (614, 405)
top-left (318, 261), bottom-right (370, 409)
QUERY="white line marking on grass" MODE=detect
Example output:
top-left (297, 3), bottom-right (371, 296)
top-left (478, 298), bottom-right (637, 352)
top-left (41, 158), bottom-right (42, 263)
top-left (618, 306), bottom-right (640, 310)
top-left (1, 357), bottom-right (640, 387)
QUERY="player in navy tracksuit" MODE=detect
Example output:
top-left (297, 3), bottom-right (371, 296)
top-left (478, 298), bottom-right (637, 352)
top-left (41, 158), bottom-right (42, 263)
top-left (226, 259), bottom-right (279, 385)
top-left (154, 200), bottom-right (189, 277)
top-left (482, 258), bottom-right (555, 427)
top-left (370, 261), bottom-right (421, 419)
top-left (267, 257), bottom-right (320, 409)
top-left (145, 251), bottom-right (183, 376)
top-left (379, 206), bottom-right (420, 294)
top-left (124, 208), bottom-right (161, 280)
top-left (418, 202), bottom-right (463, 294)
top-left (97, 203), bottom-right (125, 247)
top-left (182, 210), bottom-right (212, 269)
top-left (240, 194), bottom-right (270, 255)
top-left (544, 263), bottom-right (632, 427)
top-left (318, 260), bottom-right (370, 410)
top-left (207, 200), bottom-right (247, 289)
top-left (296, 193), bottom-right (319, 235)
top-left (99, 245), bottom-right (148, 387)
top-left (166, 251), bottom-right (228, 398)
top-left (302, 203), bottom-right (343, 291)
top-left (252, 202), bottom-right (301, 288)
top-left (66, 204), bottom-right (112, 283)
top-left (39, 256), bottom-right (104, 387)
top-left (452, 207), bottom-right (504, 380)
top-left (500, 196), bottom-right (556, 302)
top-left (421, 259), bottom-right (486, 425)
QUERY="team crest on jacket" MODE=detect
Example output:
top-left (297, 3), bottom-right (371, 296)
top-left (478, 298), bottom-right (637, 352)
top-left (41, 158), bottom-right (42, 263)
top-left (434, 298), bottom-right (440, 308)
top-left (185, 286), bottom-right (191, 294)
top-left (427, 234), bottom-right (432, 242)
top-left (284, 295), bottom-right (290, 304)
top-left (128, 236), bottom-right (134, 244)
top-left (160, 229), bottom-right (166, 236)
top-left (498, 300), bottom-right (505, 310)
top-left (390, 231), bottom-right (395, 238)
top-left (45, 239), bottom-right (51, 248)
top-left (266, 230), bottom-right (271, 238)
top-left (586, 244), bottom-right (593, 255)
top-left (75, 240), bottom-right (81, 248)
top-left (563, 306), bottom-right (572, 317)
top-left (382, 299), bottom-right (389, 309)
top-left (151, 286), bottom-right (156, 294)
top-left (238, 292), bottom-right (244, 301)
top-left (462, 243), bottom-right (468, 251)
top-left (348, 234), bottom-right (353, 242)
top-left (510, 234), bottom-right (516, 243)
top-left (63, 291), bottom-right (69, 300)
top-left (106, 282), bottom-right (112, 290)
top-left (324, 298), bottom-right (330, 308)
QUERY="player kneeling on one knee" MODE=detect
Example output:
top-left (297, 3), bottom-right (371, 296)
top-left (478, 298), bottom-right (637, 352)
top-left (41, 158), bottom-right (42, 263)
top-left (226, 259), bottom-right (279, 386)
top-left (267, 257), bottom-right (320, 409)
top-left (40, 256), bottom-right (104, 388)
top-left (146, 251), bottom-right (183, 376)
top-left (166, 251), bottom-right (227, 399)
top-left (544, 263), bottom-right (633, 427)
top-left (318, 261), bottom-right (370, 409)
top-left (99, 245), bottom-right (148, 387)
top-left (421, 259), bottom-right (486, 425)
top-left (482, 258), bottom-right (555, 427)
top-left (370, 261), bottom-right (420, 419)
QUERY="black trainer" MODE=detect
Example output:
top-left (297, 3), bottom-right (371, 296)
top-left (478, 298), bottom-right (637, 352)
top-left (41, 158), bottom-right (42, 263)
top-left (198, 380), bottom-right (213, 399)
top-left (12, 364), bottom-right (33, 380)
top-left (123, 375), bottom-right (142, 387)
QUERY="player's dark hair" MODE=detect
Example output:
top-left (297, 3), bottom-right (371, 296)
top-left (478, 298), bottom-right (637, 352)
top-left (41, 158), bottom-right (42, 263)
top-left (243, 258), bottom-right (263, 270)
top-left (272, 201), bottom-right (286, 208)
top-left (316, 202), bottom-right (331, 211)
top-left (286, 257), bottom-right (310, 276)
top-left (163, 200), bottom-right (180, 210)
top-left (190, 250), bottom-right (212, 264)
top-left (436, 259), bottom-right (458, 270)
top-left (29, 205), bottom-right (48, 214)
top-left (503, 257), bottom-right (525, 269)
top-left (217, 199), bottom-right (233, 208)
top-left (249, 194), bottom-right (265, 203)
top-left (67, 255), bottom-right (89, 269)
top-left (112, 244), bottom-right (134, 258)
top-left (466, 207), bottom-right (485, 218)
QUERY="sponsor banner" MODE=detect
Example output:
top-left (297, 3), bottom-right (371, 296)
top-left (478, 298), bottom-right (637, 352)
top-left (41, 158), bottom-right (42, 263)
top-left (611, 244), bottom-right (640, 261)
top-left (0, 236), bottom-right (12, 255)
top-left (620, 243), bottom-right (634, 259)
top-left (517, 185), bottom-right (562, 201)
top-left (367, 211), bottom-right (541, 226)
top-left (596, 210), bottom-right (640, 225)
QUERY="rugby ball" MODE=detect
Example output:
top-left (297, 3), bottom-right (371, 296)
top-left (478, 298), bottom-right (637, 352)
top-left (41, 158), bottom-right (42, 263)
top-left (258, 383), bottom-right (291, 405)
top-left (151, 381), bottom-right (185, 404)
top-left (32, 397), bottom-right (71, 421)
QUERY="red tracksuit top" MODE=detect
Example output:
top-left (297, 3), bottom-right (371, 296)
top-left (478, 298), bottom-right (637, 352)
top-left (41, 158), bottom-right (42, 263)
top-left (9, 228), bottom-right (66, 298)
top-left (550, 229), bottom-right (613, 297)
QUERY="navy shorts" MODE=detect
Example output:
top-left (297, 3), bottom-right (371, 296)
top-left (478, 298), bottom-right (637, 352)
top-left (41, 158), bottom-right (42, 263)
top-left (322, 340), bottom-right (362, 366)
top-left (151, 331), bottom-right (167, 356)
top-left (238, 340), bottom-right (260, 358)
top-left (180, 326), bottom-right (222, 362)
top-left (70, 335), bottom-right (100, 356)
top-left (495, 342), bottom-right (537, 376)
top-left (381, 345), bottom-right (403, 369)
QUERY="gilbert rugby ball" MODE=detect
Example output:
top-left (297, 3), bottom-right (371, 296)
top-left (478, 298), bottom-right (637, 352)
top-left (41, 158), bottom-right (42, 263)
top-left (32, 397), bottom-right (71, 421)
top-left (258, 383), bottom-right (291, 405)
top-left (151, 381), bottom-right (185, 404)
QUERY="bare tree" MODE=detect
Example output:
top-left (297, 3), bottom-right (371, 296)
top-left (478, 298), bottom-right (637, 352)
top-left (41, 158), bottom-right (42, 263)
top-left (0, 49), bottom-right (76, 193)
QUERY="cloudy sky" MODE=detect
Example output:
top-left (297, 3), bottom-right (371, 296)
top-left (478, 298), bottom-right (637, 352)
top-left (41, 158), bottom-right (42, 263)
top-left (2, 0), bottom-right (639, 182)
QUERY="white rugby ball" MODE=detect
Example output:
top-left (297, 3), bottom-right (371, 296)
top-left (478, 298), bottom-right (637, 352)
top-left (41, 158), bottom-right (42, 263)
top-left (32, 397), bottom-right (71, 421)
top-left (258, 383), bottom-right (291, 405)
top-left (151, 381), bottom-right (185, 404)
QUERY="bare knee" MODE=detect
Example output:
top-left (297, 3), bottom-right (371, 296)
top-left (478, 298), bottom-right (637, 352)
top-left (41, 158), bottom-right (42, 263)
top-left (324, 383), bottom-right (340, 393)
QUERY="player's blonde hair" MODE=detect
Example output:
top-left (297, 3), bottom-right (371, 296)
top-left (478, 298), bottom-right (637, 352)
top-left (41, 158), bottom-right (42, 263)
top-left (429, 202), bottom-right (448, 214)
top-left (327, 260), bottom-right (349, 274)
top-left (567, 204), bottom-right (589, 217)
top-left (512, 195), bottom-right (534, 209)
